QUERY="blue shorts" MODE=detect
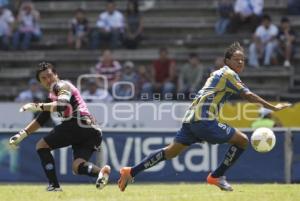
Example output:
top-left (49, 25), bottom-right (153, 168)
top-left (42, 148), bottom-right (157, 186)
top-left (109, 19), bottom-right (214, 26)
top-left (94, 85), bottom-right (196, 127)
top-left (174, 120), bottom-right (235, 145)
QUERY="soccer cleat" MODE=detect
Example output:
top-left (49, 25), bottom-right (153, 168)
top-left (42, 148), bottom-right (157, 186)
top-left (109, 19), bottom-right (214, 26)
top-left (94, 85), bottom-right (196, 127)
top-left (96, 165), bottom-right (111, 190)
top-left (118, 167), bottom-right (134, 192)
top-left (46, 184), bottom-right (62, 192)
top-left (207, 173), bottom-right (233, 191)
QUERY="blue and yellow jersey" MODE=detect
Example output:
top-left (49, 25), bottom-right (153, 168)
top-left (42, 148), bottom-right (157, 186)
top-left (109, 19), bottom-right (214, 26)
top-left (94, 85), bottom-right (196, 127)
top-left (183, 66), bottom-right (250, 123)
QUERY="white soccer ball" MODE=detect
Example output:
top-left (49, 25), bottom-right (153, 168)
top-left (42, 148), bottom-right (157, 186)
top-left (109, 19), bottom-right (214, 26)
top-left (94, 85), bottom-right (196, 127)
top-left (251, 127), bottom-right (276, 153)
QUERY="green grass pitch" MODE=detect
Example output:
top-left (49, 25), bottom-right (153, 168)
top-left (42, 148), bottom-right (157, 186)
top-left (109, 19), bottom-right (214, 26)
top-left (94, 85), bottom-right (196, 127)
top-left (0, 183), bottom-right (299, 201)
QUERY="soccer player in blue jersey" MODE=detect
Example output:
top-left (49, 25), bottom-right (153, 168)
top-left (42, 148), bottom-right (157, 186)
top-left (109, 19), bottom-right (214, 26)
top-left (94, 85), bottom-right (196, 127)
top-left (118, 42), bottom-right (291, 191)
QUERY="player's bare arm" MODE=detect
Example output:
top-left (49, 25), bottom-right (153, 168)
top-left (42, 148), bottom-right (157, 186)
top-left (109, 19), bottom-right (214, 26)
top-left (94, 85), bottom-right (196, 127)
top-left (241, 91), bottom-right (291, 111)
top-left (9, 116), bottom-right (42, 148)
top-left (9, 108), bottom-right (52, 148)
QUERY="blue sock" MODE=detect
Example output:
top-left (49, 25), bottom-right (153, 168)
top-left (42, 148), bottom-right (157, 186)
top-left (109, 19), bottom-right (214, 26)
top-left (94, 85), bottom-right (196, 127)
top-left (211, 145), bottom-right (245, 178)
top-left (130, 148), bottom-right (166, 177)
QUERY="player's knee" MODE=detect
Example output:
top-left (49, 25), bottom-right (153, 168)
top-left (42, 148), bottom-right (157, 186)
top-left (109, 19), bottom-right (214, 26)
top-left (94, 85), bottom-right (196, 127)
top-left (35, 138), bottom-right (50, 150)
top-left (72, 159), bottom-right (86, 174)
top-left (164, 149), bottom-right (179, 160)
top-left (72, 162), bottom-right (80, 174)
top-left (164, 143), bottom-right (186, 159)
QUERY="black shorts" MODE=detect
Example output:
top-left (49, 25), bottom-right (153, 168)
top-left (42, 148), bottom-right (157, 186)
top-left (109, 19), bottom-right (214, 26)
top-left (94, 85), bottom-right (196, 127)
top-left (44, 119), bottom-right (102, 161)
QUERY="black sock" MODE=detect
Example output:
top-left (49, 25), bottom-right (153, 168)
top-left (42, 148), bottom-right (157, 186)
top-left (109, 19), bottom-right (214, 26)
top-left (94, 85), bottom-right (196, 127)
top-left (77, 162), bottom-right (98, 177)
top-left (211, 145), bottom-right (245, 178)
top-left (37, 148), bottom-right (60, 187)
top-left (131, 148), bottom-right (166, 177)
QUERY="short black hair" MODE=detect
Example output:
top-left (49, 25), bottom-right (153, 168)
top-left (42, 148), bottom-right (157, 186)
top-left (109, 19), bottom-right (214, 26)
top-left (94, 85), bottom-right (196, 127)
top-left (189, 52), bottom-right (198, 58)
top-left (224, 42), bottom-right (244, 62)
top-left (106, 0), bottom-right (115, 4)
top-left (281, 16), bottom-right (290, 23)
top-left (159, 47), bottom-right (168, 53)
top-left (262, 14), bottom-right (271, 22)
top-left (36, 61), bottom-right (56, 82)
top-left (75, 8), bottom-right (85, 13)
top-left (126, 0), bottom-right (139, 15)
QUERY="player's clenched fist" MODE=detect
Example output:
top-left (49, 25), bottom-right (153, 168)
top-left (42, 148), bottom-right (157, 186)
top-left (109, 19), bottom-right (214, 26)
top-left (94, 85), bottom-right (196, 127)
top-left (19, 103), bottom-right (44, 112)
top-left (9, 129), bottom-right (28, 148)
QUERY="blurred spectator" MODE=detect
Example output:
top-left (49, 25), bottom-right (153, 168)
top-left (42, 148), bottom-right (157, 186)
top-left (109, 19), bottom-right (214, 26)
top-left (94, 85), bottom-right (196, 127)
top-left (251, 107), bottom-right (282, 128)
top-left (123, 0), bottom-right (143, 49)
top-left (91, 0), bottom-right (124, 49)
top-left (91, 49), bottom-right (122, 90)
top-left (1, 0), bottom-right (20, 12)
top-left (15, 78), bottom-right (44, 102)
top-left (68, 8), bottom-right (89, 50)
top-left (82, 79), bottom-right (113, 102)
top-left (114, 61), bottom-right (138, 100)
top-left (215, 0), bottom-right (233, 35)
top-left (10, 0), bottom-right (20, 12)
top-left (203, 56), bottom-right (225, 82)
top-left (137, 65), bottom-right (153, 100)
top-left (214, 56), bottom-right (225, 70)
top-left (288, 0), bottom-right (300, 15)
top-left (248, 14), bottom-right (278, 68)
top-left (228, 0), bottom-right (263, 33)
top-left (151, 47), bottom-right (177, 100)
top-left (15, 77), bottom-right (54, 125)
top-left (0, 4), bottom-right (14, 49)
top-left (12, 1), bottom-right (41, 50)
top-left (178, 53), bottom-right (204, 100)
top-left (276, 17), bottom-right (296, 67)
top-left (0, 0), bottom-right (9, 8)
top-left (140, 0), bottom-right (155, 11)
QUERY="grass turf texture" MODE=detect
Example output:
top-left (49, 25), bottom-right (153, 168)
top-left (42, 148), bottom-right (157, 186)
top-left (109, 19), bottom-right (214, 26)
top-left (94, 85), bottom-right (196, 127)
top-left (0, 183), bottom-right (299, 201)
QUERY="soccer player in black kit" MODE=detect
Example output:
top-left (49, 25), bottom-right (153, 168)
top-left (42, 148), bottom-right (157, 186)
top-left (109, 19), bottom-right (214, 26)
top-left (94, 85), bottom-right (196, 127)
top-left (9, 62), bottom-right (111, 191)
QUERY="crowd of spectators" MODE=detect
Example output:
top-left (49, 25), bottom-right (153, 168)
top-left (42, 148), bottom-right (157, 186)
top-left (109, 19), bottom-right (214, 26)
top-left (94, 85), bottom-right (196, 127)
top-left (79, 47), bottom-right (208, 101)
top-left (1, 0), bottom-right (144, 50)
top-left (0, 0), bottom-right (41, 50)
top-left (15, 47), bottom-right (207, 102)
top-left (85, 0), bottom-right (143, 50)
top-left (10, 0), bottom-right (300, 103)
top-left (215, 0), bottom-right (298, 67)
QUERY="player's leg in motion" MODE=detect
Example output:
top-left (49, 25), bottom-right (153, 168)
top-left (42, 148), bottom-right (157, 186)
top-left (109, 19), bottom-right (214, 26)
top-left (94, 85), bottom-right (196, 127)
top-left (36, 139), bottom-right (61, 191)
top-left (71, 126), bottom-right (111, 190)
top-left (207, 129), bottom-right (248, 191)
top-left (118, 142), bottom-right (187, 192)
top-left (73, 158), bottom-right (111, 190)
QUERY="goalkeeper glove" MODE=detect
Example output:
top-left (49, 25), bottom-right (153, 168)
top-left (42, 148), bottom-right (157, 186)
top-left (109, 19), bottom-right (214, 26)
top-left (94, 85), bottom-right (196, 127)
top-left (19, 103), bottom-right (44, 112)
top-left (9, 129), bottom-right (28, 148)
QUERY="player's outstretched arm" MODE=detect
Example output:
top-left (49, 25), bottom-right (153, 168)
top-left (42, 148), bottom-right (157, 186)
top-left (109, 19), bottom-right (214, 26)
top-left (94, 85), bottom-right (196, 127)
top-left (20, 101), bottom-right (67, 113)
top-left (241, 91), bottom-right (291, 111)
top-left (10, 102), bottom-right (52, 148)
top-left (19, 102), bottom-right (45, 112)
top-left (20, 82), bottom-right (72, 113)
top-left (9, 119), bottom-right (41, 148)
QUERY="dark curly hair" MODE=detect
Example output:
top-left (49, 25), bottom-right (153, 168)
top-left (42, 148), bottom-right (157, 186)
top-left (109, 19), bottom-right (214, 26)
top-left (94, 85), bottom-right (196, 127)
top-left (35, 61), bottom-right (57, 82)
top-left (224, 42), bottom-right (244, 64)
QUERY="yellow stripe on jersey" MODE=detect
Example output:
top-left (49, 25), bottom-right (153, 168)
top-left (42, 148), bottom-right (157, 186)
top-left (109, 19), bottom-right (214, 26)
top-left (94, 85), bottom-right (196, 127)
top-left (193, 95), bottom-right (207, 121)
top-left (182, 66), bottom-right (249, 123)
top-left (225, 70), bottom-right (247, 93)
top-left (208, 90), bottom-right (226, 120)
top-left (194, 76), bottom-right (226, 121)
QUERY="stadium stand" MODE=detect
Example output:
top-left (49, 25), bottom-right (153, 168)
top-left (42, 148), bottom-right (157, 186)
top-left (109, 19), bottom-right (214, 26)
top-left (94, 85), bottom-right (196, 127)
top-left (0, 0), bottom-right (299, 101)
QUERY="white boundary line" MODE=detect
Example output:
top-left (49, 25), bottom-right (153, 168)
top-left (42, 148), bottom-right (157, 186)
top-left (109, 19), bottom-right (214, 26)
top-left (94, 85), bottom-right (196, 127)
top-left (0, 127), bottom-right (300, 133)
